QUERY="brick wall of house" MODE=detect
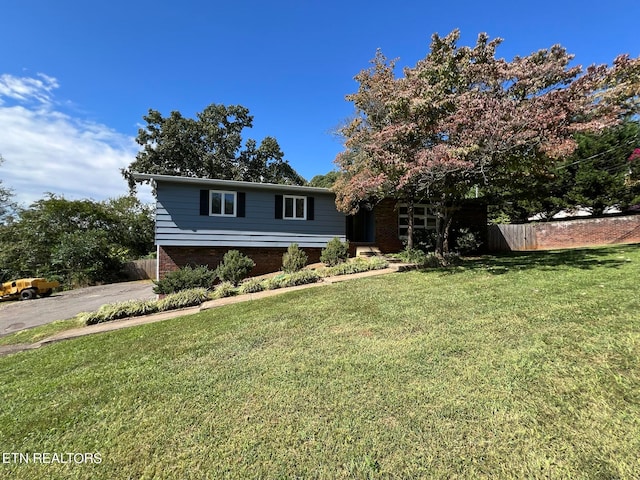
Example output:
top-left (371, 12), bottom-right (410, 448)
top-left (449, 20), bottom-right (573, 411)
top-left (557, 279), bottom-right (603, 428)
top-left (373, 198), bottom-right (404, 253)
top-left (534, 215), bottom-right (640, 250)
top-left (158, 245), bottom-right (323, 279)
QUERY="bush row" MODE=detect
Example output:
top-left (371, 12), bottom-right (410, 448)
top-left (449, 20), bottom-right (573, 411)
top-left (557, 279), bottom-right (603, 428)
top-left (80, 288), bottom-right (210, 325)
top-left (390, 248), bottom-right (461, 267)
top-left (79, 257), bottom-right (389, 325)
top-left (154, 239), bottom-right (351, 295)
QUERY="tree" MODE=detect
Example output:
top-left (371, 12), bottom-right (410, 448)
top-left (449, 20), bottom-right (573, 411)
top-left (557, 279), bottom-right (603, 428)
top-left (334, 30), bottom-right (639, 254)
top-left (486, 120), bottom-right (640, 221)
top-left (0, 195), bottom-right (155, 285)
top-left (308, 170), bottom-right (342, 188)
top-left (122, 103), bottom-right (305, 192)
top-left (0, 155), bottom-right (17, 223)
top-left (565, 121), bottom-right (640, 214)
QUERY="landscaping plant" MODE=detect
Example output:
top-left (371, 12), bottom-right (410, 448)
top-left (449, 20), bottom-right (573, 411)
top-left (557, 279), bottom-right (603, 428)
top-left (215, 250), bottom-right (255, 286)
top-left (320, 237), bottom-right (349, 266)
top-left (153, 264), bottom-right (217, 294)
top-left (281, 243), bottom-right (308, 273)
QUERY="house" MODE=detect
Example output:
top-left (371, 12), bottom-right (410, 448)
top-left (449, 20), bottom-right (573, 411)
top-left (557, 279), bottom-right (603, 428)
top-left (134, 173), bottom-right (487, 278)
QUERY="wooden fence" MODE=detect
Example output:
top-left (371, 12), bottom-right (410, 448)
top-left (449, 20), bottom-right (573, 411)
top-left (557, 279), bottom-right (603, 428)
top-left (123, 259), bottom-right (157, 280)
top-left (487, 224), bottom-right (537, 251)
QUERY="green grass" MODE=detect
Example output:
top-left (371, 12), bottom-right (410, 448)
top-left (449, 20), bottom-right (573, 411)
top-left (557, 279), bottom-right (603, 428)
top-left (0, 317), bottom-right (84, 347)
top-left (1, 245), bottom-right (639, 479)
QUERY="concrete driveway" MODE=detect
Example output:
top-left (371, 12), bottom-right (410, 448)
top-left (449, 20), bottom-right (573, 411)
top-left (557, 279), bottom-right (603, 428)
top-left (0, 281), bottom-right (156, 336)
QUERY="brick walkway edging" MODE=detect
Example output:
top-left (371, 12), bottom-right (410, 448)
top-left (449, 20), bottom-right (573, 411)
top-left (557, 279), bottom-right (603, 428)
top-left (0, 265), bottom-right (411, 357)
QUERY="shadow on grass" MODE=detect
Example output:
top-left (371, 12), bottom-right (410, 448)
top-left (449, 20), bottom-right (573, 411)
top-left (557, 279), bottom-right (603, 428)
top-left (445, 243), bottom-right (639, 275)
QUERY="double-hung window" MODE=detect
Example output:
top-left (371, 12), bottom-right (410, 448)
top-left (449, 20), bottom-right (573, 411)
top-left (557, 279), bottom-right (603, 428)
top-left (210, 191), bottom-right (236, 217)
top-left (283, 195), bottom-right (306, 220)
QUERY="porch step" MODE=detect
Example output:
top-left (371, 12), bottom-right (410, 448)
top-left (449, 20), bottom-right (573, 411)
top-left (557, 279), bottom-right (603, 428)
top-left (355, 246), bottom-right (383, 258)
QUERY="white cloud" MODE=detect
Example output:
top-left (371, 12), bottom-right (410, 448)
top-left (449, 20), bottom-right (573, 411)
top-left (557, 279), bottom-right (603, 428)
top-left (0, 73), bottom-right (153, 206)
top-left (0, 73), bottom-right (59, 106)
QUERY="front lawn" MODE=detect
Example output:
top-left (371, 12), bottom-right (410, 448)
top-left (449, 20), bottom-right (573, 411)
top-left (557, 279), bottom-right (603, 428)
top-left (1, 245), bottom-right (639, 479)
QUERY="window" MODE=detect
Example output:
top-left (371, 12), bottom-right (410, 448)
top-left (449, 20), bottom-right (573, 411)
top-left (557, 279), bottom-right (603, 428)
top-left (398, 203), bottom-right (436, 237)
top-left (210, 191), bottom-right (236, 217)
top-left (283, 195), bottom-right (306, 220)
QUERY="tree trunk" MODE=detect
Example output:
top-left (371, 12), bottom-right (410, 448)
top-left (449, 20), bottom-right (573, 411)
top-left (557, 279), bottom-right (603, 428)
top-left (442, 210), bottom-right (453, 256)
top-left (435, 204), bottom-right (444, 256)
top-left (406, 199), bottom-right (415, 250)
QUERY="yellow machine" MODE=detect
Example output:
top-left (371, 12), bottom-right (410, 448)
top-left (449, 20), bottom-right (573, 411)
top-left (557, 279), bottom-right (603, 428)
top-left (0, 278), bottom-right (59, 301)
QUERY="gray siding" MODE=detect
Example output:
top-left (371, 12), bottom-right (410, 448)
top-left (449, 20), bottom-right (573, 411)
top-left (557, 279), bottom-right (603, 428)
top-left (156, 181), bottom-right (346, 247)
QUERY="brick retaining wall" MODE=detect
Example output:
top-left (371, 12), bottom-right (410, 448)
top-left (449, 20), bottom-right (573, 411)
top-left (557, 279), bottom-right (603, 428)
top-left (534, 215), bottom-right (640, 250)
top-left (159, 246), bottom-right (323, 279)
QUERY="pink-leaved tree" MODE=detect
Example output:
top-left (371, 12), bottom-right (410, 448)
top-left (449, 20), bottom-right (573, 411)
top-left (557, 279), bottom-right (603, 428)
top-left (334, 30), bottom-right (639, 256)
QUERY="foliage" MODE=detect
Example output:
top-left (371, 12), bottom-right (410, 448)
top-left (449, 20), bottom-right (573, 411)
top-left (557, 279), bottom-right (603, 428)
top-left (0, 155), bottom-right (17, 224)
top-left (50, 230), bottom-right (126, 287)
top-left (281, 243), bottom-right (308, 273)
top-left (238, 278), bottom-right (266, 294)
top-left (211, 281), bottom-right (239, 299)
top-left (410, 228), bottom-right (438, 252)
top-left (215, 250), bottom-right (255, 286)
top-left (320, 237), bottom-right (349, 266)
top-left (392, 248), bottom-right (429, 265)
top-left (391, 249), bottom-right (459, 267)
top-left (81, 299), bottom-right (160, 325)
top-left (308, 170), bottom-right (342, 188)
top-left (334, 30), bottom-right (640, 253)
top-left (0, 194), bottom-right (154, 286)
top-left (454, 228), bottom-right (483, 255)
top-left (123, 103), bottom-right (305, 192)
top-left (265, 270), bottom-right (321, 290)
top-left (318, 256), bottom-right (389, 276)
top-left (487, 120), bottom-right (640, 221)
top-left (156, 288), bottom-right (210, 311)
top-left (153, 265), bottom-right (217, 294)
top-left (81, 288), bottom-right (209, 325)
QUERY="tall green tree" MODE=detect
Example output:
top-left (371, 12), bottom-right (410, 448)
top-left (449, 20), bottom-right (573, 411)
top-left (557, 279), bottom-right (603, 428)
top-left (334, 30), bottom-right (640, 254)
top-left (487, 120), bottom-right (640, 221)
top-left (122, 103), bottom-right (305, 192)
top-left (308, 170), bottom-right (342, 188)
top-left (0, 195), bottom-right (154, 285)
top-left (0, 155), bottom-right (17, 223)
top-left (565, 121), bottom-right (640, 215)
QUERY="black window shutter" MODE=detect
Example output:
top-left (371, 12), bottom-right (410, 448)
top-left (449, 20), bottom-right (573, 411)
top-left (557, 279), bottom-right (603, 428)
top-left (237, 192), bottom-right (246, 217)
top-left (307, 196), bottom-right (315, 220)
top-left (275, 195), bottom-right (283, 219)
top-left (199, 190), bottom-right (209, 216)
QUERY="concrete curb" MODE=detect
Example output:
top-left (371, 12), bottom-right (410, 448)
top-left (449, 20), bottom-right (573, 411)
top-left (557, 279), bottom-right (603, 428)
top-left (0, 264), bottom-right (415, 357)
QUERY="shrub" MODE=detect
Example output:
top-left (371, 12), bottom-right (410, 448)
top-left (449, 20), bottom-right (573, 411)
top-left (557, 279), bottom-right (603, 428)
top-left (284, 270), bottom-right (321, 287)
top-left (394, 248), bottom-right (429, 265)
top-left (153, 265), bottom-right (217, 294)
top-left (320, 237), bottom-right (349, 266)
top-left (454, 228), bottom-right (482, 255)
top-left (156, 288), bottom-right (209, 311)
top-left (266, 270), bottom-right (320, 290)
top-left (411, 229), bottom-right (438, 253)
top-left (282, 243), bottom-right (308, 273)
top-left (215, 250), bottom-right (255, 286)
top-left (239, 278), bottom-right (266, 294)
top-left (319, 257), bottom-right (389, 277)
top-left (82, 299), bottom-right (159, 325)
top-left (211, 281), bottom-right (239, 299)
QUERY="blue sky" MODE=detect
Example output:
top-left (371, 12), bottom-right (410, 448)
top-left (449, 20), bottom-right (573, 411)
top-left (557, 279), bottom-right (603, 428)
top-left (1, 0), bottom-right (638, 205)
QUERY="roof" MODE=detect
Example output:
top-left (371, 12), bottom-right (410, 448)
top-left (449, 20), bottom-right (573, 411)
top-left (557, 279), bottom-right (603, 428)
top-left (132, 173), bottom-right (333, 195)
